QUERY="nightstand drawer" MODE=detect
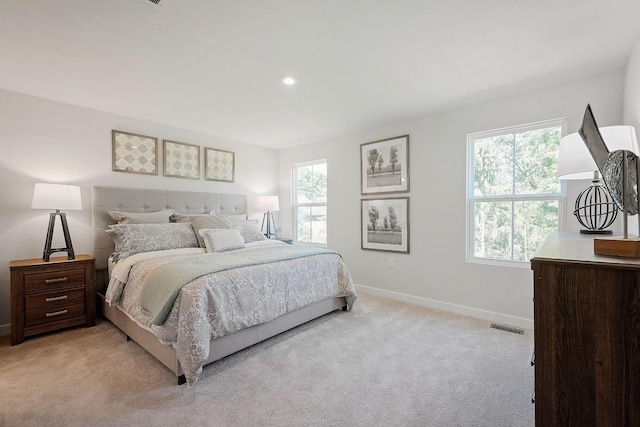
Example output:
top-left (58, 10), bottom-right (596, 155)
top-left (24, 268), bottom-right (86, 293)
top-left (25, 302), bottom-right (85, 327)
top-left (25, 288), bottom-right (85, 312)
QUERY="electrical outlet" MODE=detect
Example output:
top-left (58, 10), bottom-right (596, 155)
top-left (388, 258), bottom-right (395, 268)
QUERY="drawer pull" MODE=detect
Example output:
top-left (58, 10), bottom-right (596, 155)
top-left (45, 277), bottom-right (68, 284)
top-left (45, 310), bottom-right (68, 318)
top-left (45, 295), bottom-right (68, 303)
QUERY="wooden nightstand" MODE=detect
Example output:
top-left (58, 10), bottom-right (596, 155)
top-left (10, 254), bottom-right (96, 345)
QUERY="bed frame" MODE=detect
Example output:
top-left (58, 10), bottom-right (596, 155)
top-left (92, 186), bottom-right (347, 384)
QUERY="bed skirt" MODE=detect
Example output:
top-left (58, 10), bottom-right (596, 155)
top-left (98, 293), bottom-right (348, 384)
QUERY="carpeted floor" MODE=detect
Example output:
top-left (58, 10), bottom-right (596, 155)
top-left (0, 293), bottom-right (535, 426)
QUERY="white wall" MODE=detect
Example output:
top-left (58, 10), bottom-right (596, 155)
top-left (279, 71), bottom-right (625, 329)
top-left (624, 33), bottom-right (640, 132)
top-left (1, 65), bottom-right (631, 336)
top-left (0, 89), bottom-right (279, 335)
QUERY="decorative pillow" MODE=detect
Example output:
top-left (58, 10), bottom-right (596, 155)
top-left (106, 223), bottom-right (198, 262)
top-left (233, 219), bottom-right (266, 243)
top-left (108, 209), bottom-right (174, 224)
top-left (170, 212), bottom-right (216, 223)
top-left (190, 215), bottom-right (233, 247)
top-left (221, 214), bottom-right (248, 222)
top-left (198, 228), bottom-right (245, 253)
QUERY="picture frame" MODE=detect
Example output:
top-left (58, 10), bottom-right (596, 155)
top-left (361, 197), bottom-right (410, 253)
top-left (163, 139), bottom-right (200, 179)
top-left (205, 147), bottom-right (235, 182)
top-left (360, 135), bottom-right (409, 195)
top-left (112, 130), bottom-right (158, 175)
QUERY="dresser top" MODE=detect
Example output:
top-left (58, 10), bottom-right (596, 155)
top-left (531, 232), bottom-right (640, 268)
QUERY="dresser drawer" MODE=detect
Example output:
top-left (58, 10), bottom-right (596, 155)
top-left (25, 288), bottom-right (85, 312)
top-left (24, 268), bottom-right (86, 293)
top-left (25, 302), bottom-right (85, 327)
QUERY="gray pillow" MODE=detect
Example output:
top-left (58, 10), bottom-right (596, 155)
top-left (106, 223), bottom-right (198, 262)
top-left (190, 215), bottom-right (233, 247)
top-left (221, 214), bottom-right (248, 222)
top-left (108, 209), bottom-right (174, 224)
top-left (233, 220), bottom-right (266, 243)
top-left (170, 212), bottom-right (215, 223)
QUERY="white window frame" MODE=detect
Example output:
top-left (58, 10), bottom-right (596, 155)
top-left (292, 159), bottom-right (327, 247)
top-left (466, 118), bottom-right (567, 268)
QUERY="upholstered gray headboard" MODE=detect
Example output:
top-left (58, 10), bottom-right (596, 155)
top-left (92, 186), bottom-right (247, 271)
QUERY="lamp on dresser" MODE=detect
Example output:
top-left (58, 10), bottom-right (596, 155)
top-left (31, 183), bottom-right (82, 261)
top-left (256, 195), bottom-right (279, 239)
top-left (557, 126), bottom-right (639, 233)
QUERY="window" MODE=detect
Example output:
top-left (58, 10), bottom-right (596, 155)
top-left (467, 119), bottom-right (566, 266)
top-left (293, 160), bottom-right (327, 245)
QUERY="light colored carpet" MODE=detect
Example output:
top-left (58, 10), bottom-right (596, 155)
top-left (0, 293), bottom-right (535, 426)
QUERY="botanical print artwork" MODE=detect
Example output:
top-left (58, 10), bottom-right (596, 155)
top-left (361, 197), bottom-right (409, 253)
top-left (360, 135), bottom-right (409, 194)
top-left (366, 144), bottom-right (402, 188)
top-left (367, 203), bottom-right (402, 245)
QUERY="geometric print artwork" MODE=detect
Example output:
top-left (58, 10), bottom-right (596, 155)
top-left (112, 130), bottom-right (158, 175)
top-left (205, 147), bottom-right (235, 182)
top-left (163, 140), bottom-right (200, 180)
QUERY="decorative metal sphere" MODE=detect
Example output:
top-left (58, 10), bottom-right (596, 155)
top-left (573, 181), bottom-right (618, 232)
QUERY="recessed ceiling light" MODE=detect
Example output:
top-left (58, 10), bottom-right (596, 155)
top-left (282, 76), bottom-right (296, 85)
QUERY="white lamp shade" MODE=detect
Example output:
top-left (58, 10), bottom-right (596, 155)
top-left (31, 183), bottom-right (82, 210)
top-left (256, 195), bottom-right (279, 212)
top-left (558, 125), bottom-right (639, 179)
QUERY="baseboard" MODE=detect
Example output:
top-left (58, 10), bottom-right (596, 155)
top-left (0, 323), bottom-right (10, 338)
top-left (354, 284), bottom-right (534, 331)
top-left (0, 289), bottom-right (534, 337)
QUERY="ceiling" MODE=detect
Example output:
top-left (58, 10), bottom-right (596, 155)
top-left (1, 0), bottom-right (639, 149)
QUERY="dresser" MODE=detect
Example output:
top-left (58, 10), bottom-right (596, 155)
top-left (10, 254), bottom-right (96, 345)
top-left (530, 232), bottom-right (640, 426)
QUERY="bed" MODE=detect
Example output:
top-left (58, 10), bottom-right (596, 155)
top-left (92, 186), bottom-right (356, 387)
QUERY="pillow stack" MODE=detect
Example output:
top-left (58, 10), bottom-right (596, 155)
top-left (105, 208), bottom-right (267, 260)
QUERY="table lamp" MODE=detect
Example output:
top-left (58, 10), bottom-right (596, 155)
top-left (31, 183), bottom-right (82, 261)
top-left (256, 195), bottom-right (279, 239)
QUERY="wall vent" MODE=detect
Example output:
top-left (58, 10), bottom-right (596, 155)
top-left (490, 323), bottom-right (524, 335)
top-left (141, 0), bottom-right (167, 7)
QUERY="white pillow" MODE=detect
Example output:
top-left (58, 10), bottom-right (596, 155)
top-left (198, 228), bottom-right (245, 253)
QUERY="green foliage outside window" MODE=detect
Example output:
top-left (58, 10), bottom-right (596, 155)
top-left (471, 124), bottom-right (562, 263)
top-left (295, 162), bottom-right (327, 245)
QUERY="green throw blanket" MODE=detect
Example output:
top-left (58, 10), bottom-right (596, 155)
top-left (139, 245), bottom-right (336, 325)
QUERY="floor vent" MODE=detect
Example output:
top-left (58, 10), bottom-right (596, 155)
top-left (490, 323), bottom-right (524, 335)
